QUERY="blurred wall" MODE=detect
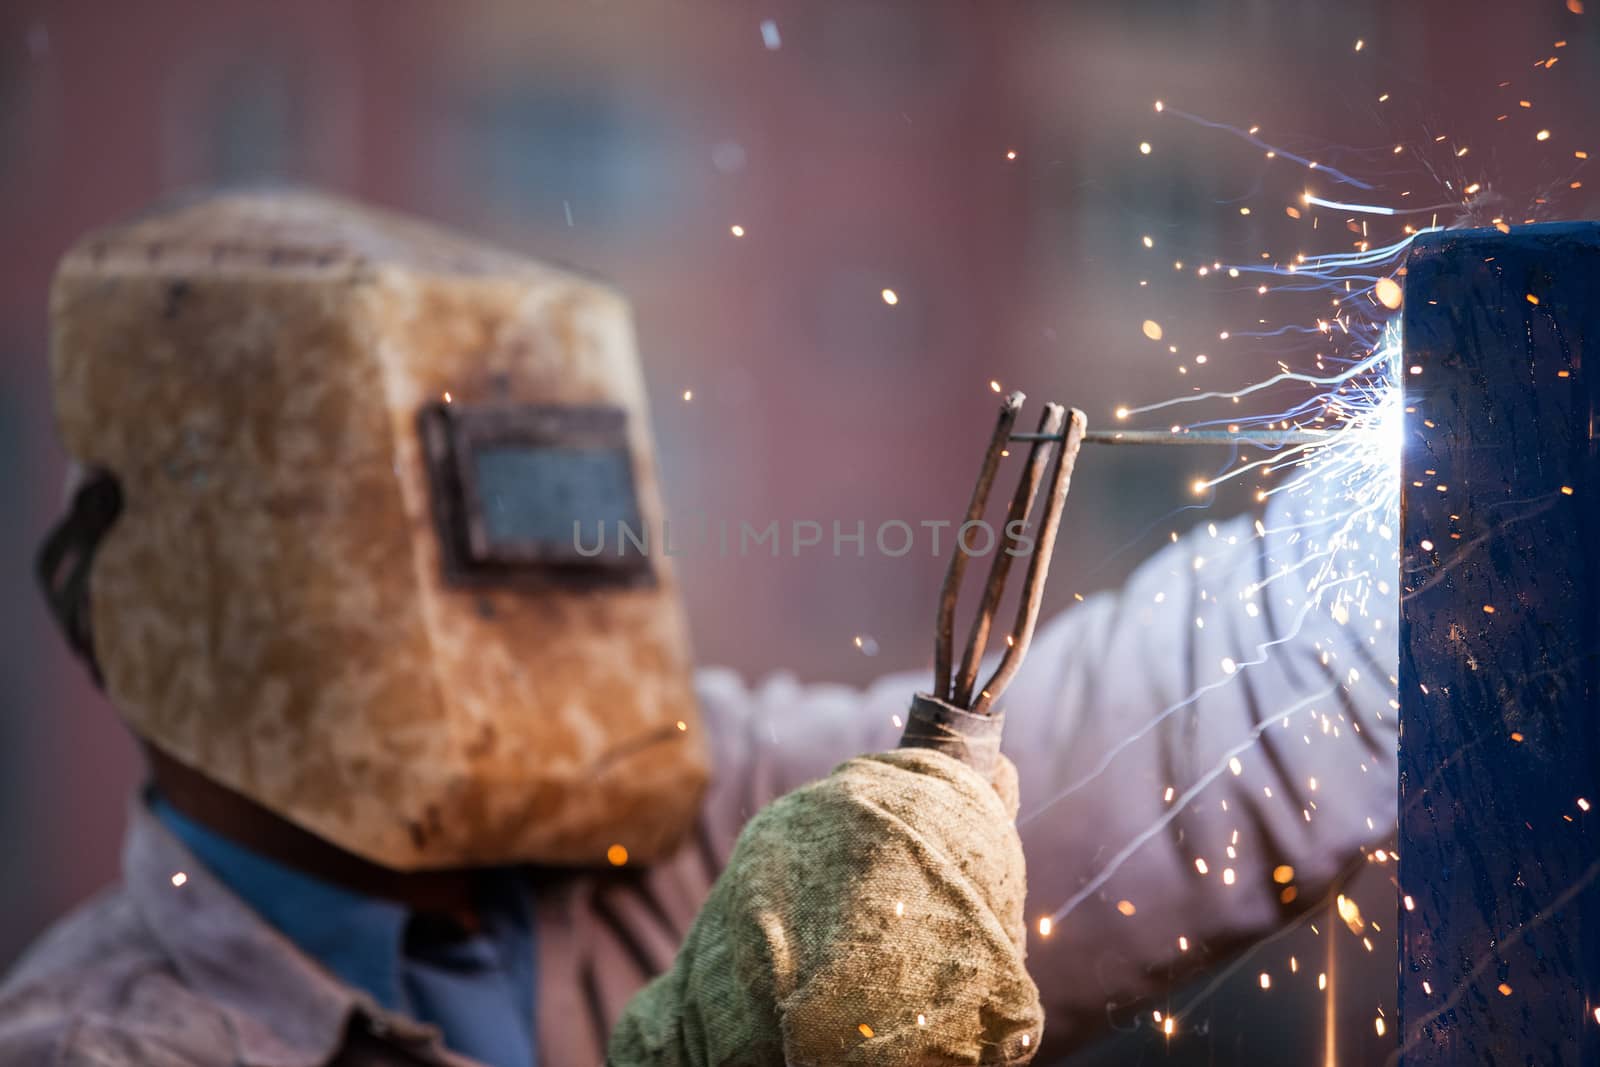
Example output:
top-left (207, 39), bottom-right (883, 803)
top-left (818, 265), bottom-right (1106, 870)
top-left (1, 1), bottom-right (1595, 1062)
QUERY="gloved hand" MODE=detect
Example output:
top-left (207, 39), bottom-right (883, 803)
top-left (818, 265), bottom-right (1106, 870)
top-left (610, 391), bottom-right (1074, 1066)
top-left (607, 741), bottom-right (1043, 1066)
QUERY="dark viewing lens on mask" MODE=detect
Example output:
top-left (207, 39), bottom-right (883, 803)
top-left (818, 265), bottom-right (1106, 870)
top-left (475, 444), bottom-right (642, 551)
top-left (418, 401), bottom-right (652, 583)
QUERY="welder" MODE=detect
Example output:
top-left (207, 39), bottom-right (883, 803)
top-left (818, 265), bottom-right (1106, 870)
top-left (0, 191), bottom-right (1398, 1065)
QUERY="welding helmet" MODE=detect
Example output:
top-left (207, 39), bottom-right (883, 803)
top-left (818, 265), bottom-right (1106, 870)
top-left (40, 190), bottom-right (707, 870)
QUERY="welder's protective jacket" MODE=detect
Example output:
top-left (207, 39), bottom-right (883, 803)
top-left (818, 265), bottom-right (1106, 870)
top-left (0, 502), bottom-right (1399, 1064)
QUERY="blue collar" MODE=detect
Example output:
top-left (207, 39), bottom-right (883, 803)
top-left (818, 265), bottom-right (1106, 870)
top-left (149, 793), bottom-right (537, 1067)
top-left (151, 793), bottom-right (414, 1010)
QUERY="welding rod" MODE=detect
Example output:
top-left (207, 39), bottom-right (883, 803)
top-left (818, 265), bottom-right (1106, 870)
top-left (1011, 429), bottom-right (1330, 447)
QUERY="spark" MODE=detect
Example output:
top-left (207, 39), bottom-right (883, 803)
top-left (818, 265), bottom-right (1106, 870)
top-left (1303, 192), bottom-right (1397, 216)
top-left (1302, 193), bottom-right (1461, 218)
top-left (1125, 312), bottom-right (1404, 623)
top-left (1156, 102), bottom-right (1376, 188)
top-left (1337, 894), bottom-right (1365, 933)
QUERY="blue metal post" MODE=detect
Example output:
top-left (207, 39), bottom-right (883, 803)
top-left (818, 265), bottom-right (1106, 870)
top-left (1399, 222), bottom-right (1600, 1063)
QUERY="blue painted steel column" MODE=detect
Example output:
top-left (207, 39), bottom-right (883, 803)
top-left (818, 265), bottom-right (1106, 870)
top-left (1399, 222), bottom-right (1600, 1064)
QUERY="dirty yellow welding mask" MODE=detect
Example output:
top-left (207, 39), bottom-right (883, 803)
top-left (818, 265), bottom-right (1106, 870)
top-left (45, 190), bottom-right (707, 870)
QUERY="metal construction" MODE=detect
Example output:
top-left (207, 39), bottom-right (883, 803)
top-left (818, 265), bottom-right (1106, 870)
top-left (1398, 223), bottom-right (1600, 1064)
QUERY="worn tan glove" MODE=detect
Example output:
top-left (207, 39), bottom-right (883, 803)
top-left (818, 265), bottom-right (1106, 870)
top-left (607, 744), bottom-right (1043, 1066)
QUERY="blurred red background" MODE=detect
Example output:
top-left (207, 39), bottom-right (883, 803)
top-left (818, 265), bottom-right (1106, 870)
top-left (1, 1), bottom-right (1593, 1061)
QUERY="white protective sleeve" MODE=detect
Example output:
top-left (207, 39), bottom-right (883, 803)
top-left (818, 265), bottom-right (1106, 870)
top-left (691, 494), bottom-right (1398, 1047)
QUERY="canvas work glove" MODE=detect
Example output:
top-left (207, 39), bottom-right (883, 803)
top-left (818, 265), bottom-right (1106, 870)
top-left (607, 737), bottom-right (1042, 1066)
